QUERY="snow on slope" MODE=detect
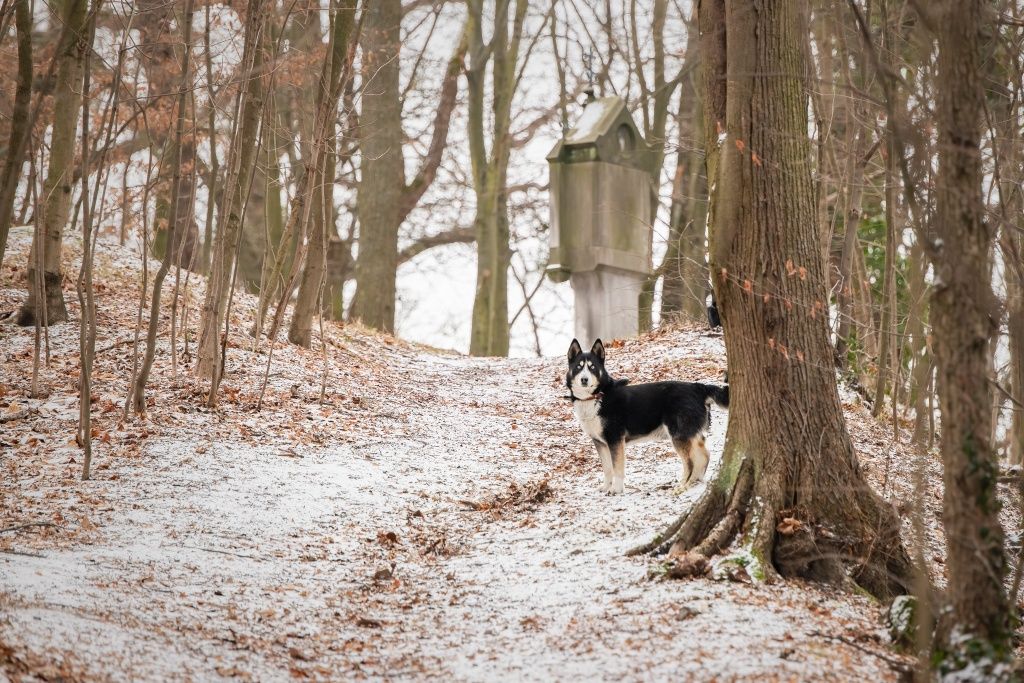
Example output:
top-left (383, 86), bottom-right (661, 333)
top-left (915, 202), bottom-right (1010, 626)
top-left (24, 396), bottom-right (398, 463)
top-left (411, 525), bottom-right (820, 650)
top-left (1, 228), bottom-right (925, 681)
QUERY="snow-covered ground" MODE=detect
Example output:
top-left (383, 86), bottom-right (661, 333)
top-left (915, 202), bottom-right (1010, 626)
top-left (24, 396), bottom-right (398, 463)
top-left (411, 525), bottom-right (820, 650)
top-left (1, 229), bottom-right (929, 680)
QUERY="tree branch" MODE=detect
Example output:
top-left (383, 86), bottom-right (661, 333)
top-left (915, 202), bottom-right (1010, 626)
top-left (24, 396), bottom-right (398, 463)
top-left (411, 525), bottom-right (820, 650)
top-left (397, 226), bottom-right (475, 264)
top-left (399, 14), bottom-right (470, 222)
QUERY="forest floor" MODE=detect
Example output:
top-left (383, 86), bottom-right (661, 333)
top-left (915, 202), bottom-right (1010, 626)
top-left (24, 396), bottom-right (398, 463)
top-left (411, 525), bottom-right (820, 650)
top-left (0, 226), bottom-right (1011, 682)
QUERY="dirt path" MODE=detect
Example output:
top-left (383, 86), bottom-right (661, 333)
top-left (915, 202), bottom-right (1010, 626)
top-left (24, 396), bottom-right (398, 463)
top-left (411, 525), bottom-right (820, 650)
top-left (1, 231), bottom-right (911, 681)
top-left (1, 351), bottom-right (904, 682)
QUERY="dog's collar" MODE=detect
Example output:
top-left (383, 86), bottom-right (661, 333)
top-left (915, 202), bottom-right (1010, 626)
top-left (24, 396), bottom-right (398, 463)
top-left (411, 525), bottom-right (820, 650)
top-left (567, 391), bottom-right (603, 402)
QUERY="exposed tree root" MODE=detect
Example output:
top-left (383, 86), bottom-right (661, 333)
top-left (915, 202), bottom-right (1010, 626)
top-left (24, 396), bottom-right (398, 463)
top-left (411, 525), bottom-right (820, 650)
top-left (633, 452), bottom-right (909, 599)
top-left (625, 508), bottom-right (691, 557)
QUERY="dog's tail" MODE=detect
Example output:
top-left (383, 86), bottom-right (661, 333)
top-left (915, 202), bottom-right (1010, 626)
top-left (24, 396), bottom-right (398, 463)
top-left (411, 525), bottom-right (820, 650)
top-left (704, 376), bottom-right (729, 408)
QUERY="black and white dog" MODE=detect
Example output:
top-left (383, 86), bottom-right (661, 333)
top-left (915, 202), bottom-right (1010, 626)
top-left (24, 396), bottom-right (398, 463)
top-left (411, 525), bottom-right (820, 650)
top-left (566, 338), bottom-right (729, 495)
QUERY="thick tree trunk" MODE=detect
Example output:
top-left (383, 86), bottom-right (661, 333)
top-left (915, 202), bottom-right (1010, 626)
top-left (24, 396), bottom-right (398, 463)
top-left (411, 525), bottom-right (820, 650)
top-left (195, 0), bottom-right (268, 380)
top-left (17, 0), bottom-right (90, 327)
top-left (350, 0), bottom-right (403, 332)
top-left (644, 0), bottom-right (911, 600)
top-left (349, 4), bottom-right (468, 333)
top-left (930, 0), bottom-right (1010, 667)
top-left (0, 0), bottom-right (33, 270)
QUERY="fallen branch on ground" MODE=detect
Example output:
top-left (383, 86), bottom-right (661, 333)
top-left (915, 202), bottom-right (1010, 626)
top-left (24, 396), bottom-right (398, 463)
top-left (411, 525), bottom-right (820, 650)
top-left (808, 629), bottom-right (914, 675)
top-left (459, 479), bottom-right (552, 513)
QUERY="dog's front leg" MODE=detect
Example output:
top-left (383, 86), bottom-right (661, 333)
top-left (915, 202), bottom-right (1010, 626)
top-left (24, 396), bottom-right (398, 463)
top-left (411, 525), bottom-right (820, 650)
top-left (594, 440), bottom-right (613, 492)
top-left (609, 439), bottom-right (626, 495)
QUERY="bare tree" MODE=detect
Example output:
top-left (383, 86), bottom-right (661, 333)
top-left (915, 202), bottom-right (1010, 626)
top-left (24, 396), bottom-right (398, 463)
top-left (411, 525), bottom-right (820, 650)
top-left (659, 14), bottom-right (707, 322)
top-left (132, 0), bottom-right (196, 413)
top-left (195, 0), bottom-right (269, 382)
top-left (289, 1), bottom-right (360, 347)
top-left (16, 0), bottom-right (91, 327)
top-left (0, 0), bottom-right (32, 269)
top-left (467, 0), bottom-right (529, 357)
top-left (633, 0), bottom-right (912, 600)
top-left (348, 2), bottom-right (469, 334)
top-left (77, 4), bottom-right (99, 479)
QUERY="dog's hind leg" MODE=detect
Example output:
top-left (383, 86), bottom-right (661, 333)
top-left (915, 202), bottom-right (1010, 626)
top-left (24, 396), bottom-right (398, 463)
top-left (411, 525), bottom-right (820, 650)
top-left (671, 438), bottom-right (693, 495)
top-left (609, 439), bottom-right (626, 495)
top-left (594, 440), bottom-right (613, 493)
top-left (690, 436), bottom-right (711, 484)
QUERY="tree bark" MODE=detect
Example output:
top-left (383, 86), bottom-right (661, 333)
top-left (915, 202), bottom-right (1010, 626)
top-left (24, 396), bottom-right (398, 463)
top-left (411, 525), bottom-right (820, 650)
top-left (930, 0), bottom-right (1010, 667)
top-left (467, 0), bottom-right (527, 357)
top-left (350, 4), bottom-right (468, 333)
top-left (288, 133), bottom-right (333, 347)
top-left (349, 0), bottom-right (403, 332)
top-left (0, 0), bottom-right (33, 270)
top-left (258, 0), bottom-right (355, 354)
top-left (660, 17), bottom-right (708, 323)
top-left (16, 0), bottom-right (90, 327)
top-left (644, 0), bottom-right (912, 601)
top-left (636, 0), bottom-right (681, 330)
top-left (287, 1), bottom-right (357, 346)
top-left (832, 123), bottom-right (873, 370)
top-left (871, 137), bottom-right (898, 417)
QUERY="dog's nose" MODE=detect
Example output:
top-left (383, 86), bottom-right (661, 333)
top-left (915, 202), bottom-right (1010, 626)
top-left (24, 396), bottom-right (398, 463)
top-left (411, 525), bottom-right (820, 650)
top-left (581, 377), bottom-right (589, 386)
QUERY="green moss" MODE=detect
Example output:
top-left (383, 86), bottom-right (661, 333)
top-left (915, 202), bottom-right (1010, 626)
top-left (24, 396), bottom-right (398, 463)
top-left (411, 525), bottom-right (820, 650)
top-left (932, 629), bottom-right (1014, 681)
top-left (962, 432), bottom-right (1001, 516)
top-left (646, 561), bottom-right (673, 581)
top-left (851, 581), bottom-right (877, 603)
top-left (715, 446), bottom-right (746, 495)
top-left (886, 595), bottom-right (917, 649)
top-left (712, 547), bottom-right (765, 582)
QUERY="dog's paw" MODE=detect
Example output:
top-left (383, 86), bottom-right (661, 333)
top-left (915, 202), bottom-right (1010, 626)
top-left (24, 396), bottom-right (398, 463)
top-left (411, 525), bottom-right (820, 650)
top-left (598, 481), bottom-right (612, 493)
top-left (609, 481), bottom-right (624, 495)
top-left (672, 481), bottom-right (692, 496)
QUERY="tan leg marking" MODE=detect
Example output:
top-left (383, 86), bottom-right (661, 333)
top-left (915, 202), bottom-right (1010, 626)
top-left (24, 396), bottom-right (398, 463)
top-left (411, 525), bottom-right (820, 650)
top-left (671, 438), bottom-right (693, 494)
top-left (690, 436), bottom-right (710, 483)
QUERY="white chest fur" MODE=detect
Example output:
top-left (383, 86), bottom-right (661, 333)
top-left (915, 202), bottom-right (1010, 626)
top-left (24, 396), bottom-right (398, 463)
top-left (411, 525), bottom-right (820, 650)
top-left (573, 399), bottom-right (605, 443)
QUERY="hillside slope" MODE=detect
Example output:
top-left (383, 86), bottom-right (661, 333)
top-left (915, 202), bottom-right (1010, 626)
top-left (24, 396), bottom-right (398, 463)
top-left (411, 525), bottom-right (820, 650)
top-left (1, 228), bottom-right (934, 681)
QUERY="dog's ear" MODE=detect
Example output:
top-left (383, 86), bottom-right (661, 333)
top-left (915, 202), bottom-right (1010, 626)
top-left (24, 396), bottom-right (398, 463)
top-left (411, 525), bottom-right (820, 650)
top-left (567, 338), bottom-right (583, 363)
top-left (591, 338), bottom-right (606, 362)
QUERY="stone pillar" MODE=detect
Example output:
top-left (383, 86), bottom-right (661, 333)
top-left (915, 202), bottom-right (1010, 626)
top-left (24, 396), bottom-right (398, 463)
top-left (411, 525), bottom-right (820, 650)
top-left (570, 267), bottom-right (646, 342)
